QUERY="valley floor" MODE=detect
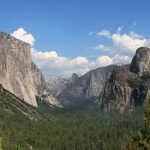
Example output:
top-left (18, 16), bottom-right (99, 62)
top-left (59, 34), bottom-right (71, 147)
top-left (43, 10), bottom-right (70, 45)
top-left (0, 91), bottom-right (144, 150)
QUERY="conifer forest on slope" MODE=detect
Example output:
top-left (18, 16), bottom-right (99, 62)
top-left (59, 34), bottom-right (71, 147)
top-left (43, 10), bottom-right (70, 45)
top-left (0, 90), bottom-right (145, 150)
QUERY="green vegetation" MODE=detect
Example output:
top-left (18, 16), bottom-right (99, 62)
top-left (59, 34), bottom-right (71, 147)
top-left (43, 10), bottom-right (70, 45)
top-left (141, 73), bottom-right (150, 81)
top-left (127, 78), bottom-right (142, 89)
top-left (129, 96), bottom-right (150, 150)
top-left (0, 137), bottom-right (2, 150)
top-left (0, 90), bottom-right (145, 150)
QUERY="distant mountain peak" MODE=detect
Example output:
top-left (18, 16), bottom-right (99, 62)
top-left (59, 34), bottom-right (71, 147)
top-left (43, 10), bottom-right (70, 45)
top-left (71, 73), bottom-right (79, 83)
top-left (130, 47), bottom-right (150, 76)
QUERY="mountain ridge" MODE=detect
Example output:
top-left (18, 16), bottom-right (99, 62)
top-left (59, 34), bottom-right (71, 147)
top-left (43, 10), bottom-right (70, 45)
top-left (57, 65), bottom-right (119, 106)
top-left (0, 31), bottom-right (150, 111)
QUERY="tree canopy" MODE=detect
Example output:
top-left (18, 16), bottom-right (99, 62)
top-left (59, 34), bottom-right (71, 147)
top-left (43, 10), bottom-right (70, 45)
top-left (129, 96), bottom-right (150, 150)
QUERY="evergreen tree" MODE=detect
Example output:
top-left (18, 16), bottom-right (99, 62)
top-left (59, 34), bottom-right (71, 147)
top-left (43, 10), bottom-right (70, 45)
top-left (0, 137), bottom-right (2, 150)
top-left (129, 96), bottom-right (150, 150)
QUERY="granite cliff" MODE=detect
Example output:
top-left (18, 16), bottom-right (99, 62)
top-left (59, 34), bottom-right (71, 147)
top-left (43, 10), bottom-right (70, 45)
top-left (1, 31), bottom-right (149, 111)
top-left (56, 47), bottom-right (150, 110)
top-left (31, 61), bottom-right (48, 96)
top-left (0, 32), bottom-right (60, 107)
top-left (130, 47), bottom-right (150, 76)
top-left (45, 73), bottom-right (79, 97)
top-left (58, 65), bottom-right (117, 106)
top-left (31, 62), bottom-right (61, 107)
top-left (99, 47), bottom-right (150, 111)
top-left (45, 75), bottom-right (69, 97)
top-left (0, 32), bottom-right (37, 106)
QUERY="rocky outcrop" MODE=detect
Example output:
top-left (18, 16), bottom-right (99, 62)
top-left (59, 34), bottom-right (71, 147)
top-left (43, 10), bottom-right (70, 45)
top-left (0, 84), bottom-right (4, 93)
top-left (31, 61), bottom-right (48, 96)
top-left (58, 65), bottom-right (117, 106)
top-left (70, 73), bottom-right (79, 83)
top-left (0, 83), bottom-right (42, 120)
top-left (41, 93), bottom-right (62, 108)
top-left (45, 73), bottom-right (79, 98)
top-left (99, 47), bottom-right (150, 111)
top-left (0, 32), bottom-right (37, 106)
top-left (130, 47), bottom-right (150, 76)
top-left (31, 63), bottom-right (61, 107)
top-left (99, 67), bottom-right (142, 111)
top-left (45, 75), bottom-right (69, 97)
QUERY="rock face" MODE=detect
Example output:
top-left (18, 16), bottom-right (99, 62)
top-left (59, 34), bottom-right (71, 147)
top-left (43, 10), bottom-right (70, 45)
top-left (58, 65), bottom-right (117, 106)
top-left (99, 47), bottom-right (150, 111)
top-left (130, 47), bottom-right (150, 76)
top-left (99, 67), bottom-right (142, 111)
top-left (45, 75), bottom-right (69, 97)
top-left (40, 93), bottom-right (62, 108)
top-left (31, 61), bottom-right (48, 96)
top-left (0, 32), bottom-right (61, 108)
top-left (31, 61), bottom-right (61, 107)
top-left (0, 32), bottom-right (37, 106)
top-left (1, 31), bottom-right (149, 111)
top-left (70, 73), bottom-right (79, 83)
top-left (45, 73), bottom-right (79, 97)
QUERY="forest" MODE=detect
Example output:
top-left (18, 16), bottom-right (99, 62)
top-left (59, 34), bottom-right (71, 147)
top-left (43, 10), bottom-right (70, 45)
top-left (0, 89), bottom-right (145, 150)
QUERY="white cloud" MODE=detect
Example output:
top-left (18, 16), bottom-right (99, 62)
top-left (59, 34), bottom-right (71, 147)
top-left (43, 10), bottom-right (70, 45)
top-left (113, 55), bottom-right (132, 64)
top-left (92, 44), bottom-right (112, 51)
top-left (72, 57), bottom-right (89, 65)
top-left (128, 31), bottom-right (142, 39)
top-left (94, 54), bottom-right (132, 68)
top-left (65, 68), bottom-right (90, 76)
top-left (32, 49), bottom-right (133, 76)
top-left (96, 56), bottom-right (113, 66)
top-left (11, 28), bottom-right (35, 46)
top-left (90, 27), bottom-right (150, 55)
top-left (96, 29), bottom-right (111, 38)
top-left (112, 33), bottom-right (146, 54)
top-left (89, 29), bottom-right (111, 38)
top-left (31, 48), bottom-right (95, 76)
top-left (90, 26), bottom-right (150, 66)
top-left (90, 27), bottom-right (148, 55)
top-left (91, 27), bottom-right (149, 55)
top-left (117, 26), bottom-right (124, 34)
top-left (145, 39), bottom-right (150, 47)
top-left (11, 27), bottom-right (150, 77)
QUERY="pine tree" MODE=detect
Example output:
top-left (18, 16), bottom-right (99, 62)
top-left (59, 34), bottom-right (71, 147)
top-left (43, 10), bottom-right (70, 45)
top-left (0, 137), bottom-right (2, 150)
top-left (129, 96), bottom-right (150, 150)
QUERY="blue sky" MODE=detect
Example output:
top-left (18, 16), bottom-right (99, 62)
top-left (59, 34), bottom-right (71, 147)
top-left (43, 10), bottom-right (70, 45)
top-left (1, 0), bottom-right (150, 77)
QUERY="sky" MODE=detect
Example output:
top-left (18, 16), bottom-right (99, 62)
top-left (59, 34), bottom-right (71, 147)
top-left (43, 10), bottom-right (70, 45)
top-left (1, 0), bottom-right (150, 77)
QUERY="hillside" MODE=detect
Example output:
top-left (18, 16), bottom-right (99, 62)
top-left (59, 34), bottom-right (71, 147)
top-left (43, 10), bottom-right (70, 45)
top-left (0, 84), bottom-right (144, 150)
